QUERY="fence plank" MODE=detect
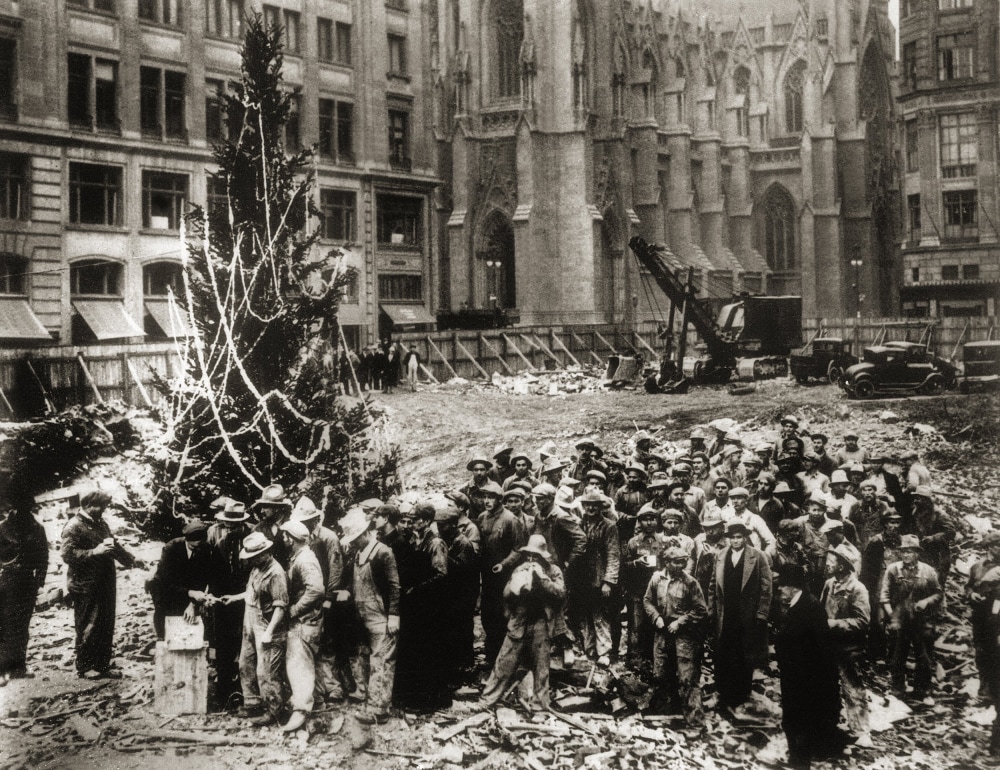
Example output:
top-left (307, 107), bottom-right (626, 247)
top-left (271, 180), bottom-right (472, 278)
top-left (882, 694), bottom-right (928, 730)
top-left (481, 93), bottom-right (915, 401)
top-left (479, 335), bottom-right (515, 374)
top-left (76, 352), bottom-right (105, 405)
top-left (551, 331), bottom-right (582, 368)
top-left (426, 336), bottom-right (458, 379)
top-left (501, 334), bottom-right (534, 370)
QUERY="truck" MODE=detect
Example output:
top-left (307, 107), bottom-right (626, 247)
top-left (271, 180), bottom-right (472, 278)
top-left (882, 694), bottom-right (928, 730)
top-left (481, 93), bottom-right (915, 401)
top-left (626, 236), bottom-right (803, 387)
top-left (789, 337), bottom-right (857, 384)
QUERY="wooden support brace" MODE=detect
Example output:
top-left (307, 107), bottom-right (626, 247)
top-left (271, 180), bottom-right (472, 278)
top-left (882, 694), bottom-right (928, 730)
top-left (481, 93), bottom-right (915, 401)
top-left (426, 336), bottom-right (459, 379)
top-left (571, 330), bottom-right (605, 365)
top-left (551, 331), bottom-right (582, 368)
top-left (518, 333), bottom-right (541, 352)
top-left (594, 331), bottom-right (619, 355)
top-left (530, 334), bottom-right (562, 365)
top-left (76, 352), bottom-right (105, 405)
top-left (419, 363), bottom-right (439, 384)
top-left (25, 358), bottom-right (55, 414)
top-left (124, 355), bottom-right (154, 409)
top-left (456, 339), bottom-right (491, 380)
top-left (0, 383), bottom-right (15, 419)
top-left (501, 334), bottom-right (535, 370)
top-left (479, 335), bottom-right (515, 374)
top-left (633, 331), bottom-right (659, 358)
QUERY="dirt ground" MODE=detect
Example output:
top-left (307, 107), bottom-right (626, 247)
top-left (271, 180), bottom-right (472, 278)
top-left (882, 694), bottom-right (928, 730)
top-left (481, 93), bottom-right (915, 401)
top-left (2, 377), bottom-right (999, 769)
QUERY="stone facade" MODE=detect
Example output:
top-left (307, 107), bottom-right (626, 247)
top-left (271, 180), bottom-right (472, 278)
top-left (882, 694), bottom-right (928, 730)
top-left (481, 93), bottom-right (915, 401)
top-left (897, 0), bottom-right (1000, 318)
top-left (433, 0), bottom-right (900, 324)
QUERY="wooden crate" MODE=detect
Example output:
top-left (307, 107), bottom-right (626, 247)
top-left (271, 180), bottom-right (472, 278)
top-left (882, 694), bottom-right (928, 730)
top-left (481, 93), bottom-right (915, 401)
top-left (153, 641), bottom-right (209, 715)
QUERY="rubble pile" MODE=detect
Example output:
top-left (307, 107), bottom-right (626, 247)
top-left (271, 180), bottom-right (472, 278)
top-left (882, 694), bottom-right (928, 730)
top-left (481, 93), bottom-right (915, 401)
top-left (481, 367), bottom-right (611, 397)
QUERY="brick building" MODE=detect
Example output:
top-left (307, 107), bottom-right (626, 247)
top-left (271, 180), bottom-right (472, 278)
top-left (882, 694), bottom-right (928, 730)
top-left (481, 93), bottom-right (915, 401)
top-left (0, 0), bottom-right (438, 350)
top-left (897, 0), bottom-right (1000, 318)
top-left (434, 0), bottom-right (900, 324)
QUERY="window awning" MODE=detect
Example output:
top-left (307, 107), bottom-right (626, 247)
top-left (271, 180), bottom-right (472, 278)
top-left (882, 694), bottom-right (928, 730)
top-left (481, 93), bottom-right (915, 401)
top-left (337, 302), bottom-right (365, 326)
top-left (145, 299), bottom-right (192, 338)
top-left (379, 303), bottom-right (436, 327)
top-left (73, 300), bottom-right (145, 340)
top-left (0, 299), bottom-right (53, 341)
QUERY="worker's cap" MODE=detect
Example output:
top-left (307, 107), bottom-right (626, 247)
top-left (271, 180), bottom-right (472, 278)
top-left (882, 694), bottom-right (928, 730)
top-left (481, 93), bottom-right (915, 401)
top-left (509, 479), bottom-right (534, 495)
top-left (773, 481), bottom-right (794, 495)
top-left (724, 431), bottom-right (742, 444)
top-left (776, 452), bottom-right (795, 464)
top-left (689, 427), bottom-right (707, 440)
top-left (754, 442), bottom-right (773, 453)
top-left (531, 482), bottom-right (558, 498)
top-left (728, 487), bottom-right (750, 498)
top-left (279, 520), bottom-right (310, 541)
top-left (830, 470), bottom-right (850, 485)
top-left (493, 444), bottom-right (514, 459)
top-left (801, 451), bottom-right (820, 462)
top-left (637, 506), bottom-right (661, 522)
top-left (633, 430), bottom-right (654, 444)
top-left (713, 477), bottom-right (734, 489)
top-left (722, 445), bottom-right (741, 458)
top-left (519, 534), bottom-right (552, 563)
top-left (663, 547), bottom-right (688, 563)
top-left (777, 519), bottom-right (800, 538)
top-left (807, 491), bottom-right (832, 510)
top-left (646, 478), bottom-right (671, 491)
top-left (819, 518), bottom-right (844, 534)
top-left (672, 462), bottom-right (693, 474)
top-left (291, 496), bottom-right (322, 522)
top-left (434, 500), bottom-right (461, 524)
top-left (780, 415), bottom-right (800, 428)
top-left (239, 532), bottom-right (273, 559)
top-left (584, 469), bottom-right (607, 484)
top-left (701, 509), bottom-right (725, 528)
top-left (882, 510), bottom-right (903, 523)
top-left (476, 481), bottom-right (505, 499)
top-left (254, 484), bottom-right (292, 508)
top-left (725, 521), bottom-right (750, 536)
top-left (445, 490), bottom-right (471, 510)
top-left (358, 497), bottom-right (384, 512)
top-left (577, 490), bottom-right (606, 506)
top-left (467, 457), bottom-right (494, 471)
top-left (660, 508), bottom-right (685, 522)
top-left (899, 534), bottom-right (922, 552)
top-left (182, 520), bottom-right (208, 541)
top-left (559, 477), bottom-right (582, 489)
top-left (626, 463), bottom-right (649, 479)
top-left (503, 487), bottom-right (528, 500)
top-left (741, 453), bottom-right (761, 466)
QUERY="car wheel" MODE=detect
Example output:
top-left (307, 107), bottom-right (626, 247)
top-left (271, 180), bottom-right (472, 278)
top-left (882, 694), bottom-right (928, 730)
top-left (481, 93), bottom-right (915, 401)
top-left (853, 380), bottom-right (875, 399)
top-left (921, 375), bottom-right (945, 395)
top-left (827, 363), bottom-right (843, 384)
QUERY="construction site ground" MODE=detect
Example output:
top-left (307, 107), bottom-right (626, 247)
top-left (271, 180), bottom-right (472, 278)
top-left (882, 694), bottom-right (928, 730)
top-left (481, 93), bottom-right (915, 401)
top-left (2, 376), bottom-right (999, 769)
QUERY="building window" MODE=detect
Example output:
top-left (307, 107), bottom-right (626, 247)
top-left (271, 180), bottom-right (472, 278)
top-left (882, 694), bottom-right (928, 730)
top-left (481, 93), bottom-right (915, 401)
top-left (377, 194), bottom-right (421, 246)
top-left (784, 61), bottom-right (806, 133)
top-left (492, 0), bottom-right (523, 99)
top-left (205, 79), bottom-right (225, 142)
top-left (902, 42), bottom-right (917, 90)
top-left (71, 259), bottom-right (121, 295)
top-left (611, 72), bottom-right (627, 119)
top-left (319, 189), bottom-right (356, 241)
top-left (901, 0), bottom-right (916, 17)
top-left (318, 99), bottom-right (354, 163)
top-left (0, 38), bottom-right (16, 121)
top-left (939, 0), bottom-right (973, 8)
top-left (939, 113), bottom-right (977, 177)
top-left (0, 154), bottom-right (28, 221)
top-left (207, 174), bottom-right (228, 216)
top-left (284, 94), bottom-right (300, 152)
top-left (142, 171), bottom-right (188, 230)
top-left (141, 66), bottom-right (187, 141)
top-left (941, 264), bottom-right (959, 280)
top-left (378, 274), bottom-right (422, 301)
top-left (336, 23), bottom-right (352, 65)
top-left (0, 254), bottom-right (27, 295)
top-left (205, 0), bottom-right (243, 38)
top-left (317, 18), bottom-right (334, 61)
top-left (907, 194), bottom-right (921, 242)
top-left (68, 0), bottom-right (116, 12)
top-left (387, 34), bottom-right (407, 75)
top-left (937, 32), bottom-right (974, 81)
top-left (144, 261), bottom-right (184, 296)
top-left (386, 0), bottom-right (407, 10)
top-left (262, 6), bottom-right (299, 52)
top-left (905, 119), bottom-right (919, 172)
top-left (815, 17), bottom-right (829, 36)
top-left (388, 109), bottom-right (410, 170)
top-left (68, 54), bottom-right (119, 131)
top-left (69, 163), bottom-right (122, 226)
top-left (138, 0), bottom-right (181, 26)
top-left (942, 189), bottom-right (978, 239)
top-left (963, 263), bottom-right (980, 279)
top-left (760, 185), bottom-right (796, 270)
top-left (911, 267), bottom-right (920, 282)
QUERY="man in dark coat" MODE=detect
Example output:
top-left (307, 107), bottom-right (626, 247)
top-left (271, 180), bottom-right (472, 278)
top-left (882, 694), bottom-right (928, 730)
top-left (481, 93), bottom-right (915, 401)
top-left (571, 491), bottom-right (620, 662)
top-left (251, 484), bottom-right (293, 570)
top-left (150, 520), bottom-right (227, 640)
top-left (0, 488), bottom-right (48, 682)
top-left (435, 499), bottom-right (479, 684)
top-left (774, 563), bottom-right (846, 768)
top-left (708, 521), bottom-right (771, 715)
top-left (61, 489), bottom-right (139, 679)
top-left (478, 482), bottom-right (527, 665)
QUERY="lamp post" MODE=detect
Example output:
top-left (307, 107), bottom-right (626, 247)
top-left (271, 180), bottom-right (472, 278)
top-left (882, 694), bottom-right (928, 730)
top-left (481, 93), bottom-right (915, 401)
top-left (850, 255), bottom-right (864, 321)
top-left (485, 258), bottom-right (502, 327)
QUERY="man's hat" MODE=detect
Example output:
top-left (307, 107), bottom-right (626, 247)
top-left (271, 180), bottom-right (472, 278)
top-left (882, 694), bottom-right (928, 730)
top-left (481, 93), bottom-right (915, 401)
top-left (531, 482), bottom-right (558, 498)
top-left (604, 454), bottom-right (627, 469)
top-left (519, 534), bottom-right (552, 563)
top-left (899, 534), bottom-right (922, 551)
top-left (660, 508), bottom-right (685, 522)
top-left (559, 477), bottom-right (582, 489)
top-left (882, 510), bottom-right (903, 523)
top-left (210, 496), bottom-right (237, 512)
top-left (782, 437), bottom-right (805, 452)
top-left (445, 490), bottom-right (471, 510)
top-left (843, 432), bottom-right (860, 440)
top-left (216, 500), bottom-right (250, 523)
top-left (291, 496), bottom-right (322, 522)
top-left (690, 451), bottom-right (710, 463)
top-left (577, 490), bottom-right (605, 506)
top-left (701, 508), bottom-right (725, 528)
top-left (434, 499), bottom-right (461, 524)
top-left (575, 439), bottom-right (596, 452)
top-left (540, 456), bottom-right (569, 475)
top-left (729, 487), bottom-right (750, 498)
top-left (826, 543), bottom-right (857, 572)
top-left (724, 431), bottom-right (742, 444)
top-left (847, 463), bottom-right (865, 474)
top-left (722, 445), bottom-right (741, 458)
top-left (477, 481), bottom-right (504, 499)
top-left (503, 487), bottom-right (528, 500)
top-left (183, 520), bottom-right (208, 541)
top-left (279, 520), bottom-right (310, 541)
top-left (554, 486), bottom-right (575, 510)
top-left (626, 463), bottom-right (649, 480)
top-left (664, 481), bottom-right (686, 497)
top-left (811, 432), bottom-right (828, 442)
top-left (912, 485), bottom-right (934, 500)
top-left (754, 442), bottom-right (773, 453)
top-left (633, 430), bottom-right (653, 444)
top-left (637, 506), bottom-right (661, 521)
top-left (726, 521), bottom-right (750, 536)
top-left (663, 546), bottom-right (688, 563)
top-left (801, 451), bottom-right (820, 462)
top-left (358, 498), bottom-right (384, 512)
top-left (807, 491), bottom-right (832, 510)
top-left (538, 440), bottom-right (560, 461)
top-left (672, 461), bottom-right (693, 474)
top-left (509, 479), bottom-right (534, 495)
top-left (776, 452), bottom-right (795, 464)
top-left (647, 477), bottom-right (671, 491)
top-left (819, 518), bottom-right (844, 534)
top-left (467, 457), bottom-right (493, 471)
top-left (741, 453), bottom-right (761, 466)
top-left (254, 484), bottom-right (292, 508)
top-left (777, 519), bottom-right (800, 537)
top-left (493, 444), bottom-right (514, 459)
top-left (689, 427), bottom-right (707, 440)
top-left (339, 507), bottom-right (371, 545)
top-left (773, 481), bottom-right (794, 495)
top-left (585, 469), bottom-right (607, 484)
top-left (780, 415), bottom-right (800, 428)
top-left (509, 453), bottom-right (533, 468)
top-left (830, 470), bottom-right (850, 485)
top-left (239, 531), bottom-right (273, 559)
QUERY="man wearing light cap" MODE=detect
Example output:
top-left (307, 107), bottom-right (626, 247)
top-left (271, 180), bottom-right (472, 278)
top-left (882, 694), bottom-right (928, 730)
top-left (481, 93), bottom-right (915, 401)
top-left (820, 519), bottom-right (860, 574)
top-left (624, 506), bottom-right (669, 667)
top-left (729, 487), bottom-right (775, 553)
top-left (827, 470), bottom-right (860, 531)
top-left (252, 484), bottom-right (294, 570)
top-left (571, 491), bottom-right (620, 663)
top-left (693, 509), bottom-right (727, 605)
top-left (644, 546), bottom-right (708, 724)
top-left (798, 452), bottom-right (831, 496)
top-left (278, 519), bottom-right (324, 732)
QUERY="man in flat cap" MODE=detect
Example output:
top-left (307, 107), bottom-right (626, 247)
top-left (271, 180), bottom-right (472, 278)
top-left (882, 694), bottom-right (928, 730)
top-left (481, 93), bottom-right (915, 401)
top-left (570, 491), bottom-right (620, 663)
top-left (709, 520), bottom-right (772, 717)
top-left (910, 487), bottom-right (955, 582)
top-left (624, 506), bottom-right (669, 668)
top-left (967, 532), bottom-right (1000, 704)
top-left (479, 482), bottom-right (528, 665)
top-left (150, 520), bottom-right (227, 641)
top-left (729, 487), bottom-right (775, 553)
top-left (435, 499), bottom-right (479, 684)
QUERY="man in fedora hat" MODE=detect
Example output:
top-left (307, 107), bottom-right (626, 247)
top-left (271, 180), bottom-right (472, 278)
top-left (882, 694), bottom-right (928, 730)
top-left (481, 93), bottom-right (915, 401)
top-left (879, 534), bottom-right (942, 701)
top-left (480, 534), bottom-right (566, 711)
top-left (340, 507), bottom-right (399, 724)
top-left (571, 491), bottom-right (620, 663)
top-left (624, 506), bottom-right (669, 668)
top-left (539, 455), bottom-right (569, 488)
top-left (820, 519), bottom-right (860, 574)
top-left (478, 482), bottom-right (528, 665)
top-left (631, 430), bottom-right (655, 467)
top-left (253, 484), bottom-right (293, 569)
top-left (827, 470), bottom-right (859, 526)
top-left (278, 520), bottom-right (324, 732)
top-left (822, 543), bottom-right (872, 747)
top-left (235, 532), bottom-right (289, 726)
top-left (207, 500), bottom-right (252, 707)
top-left (503, 453), bottom-right (535, 492)
top-left (461, 458), bottom-right (494, 515)
top-left (709, 520), bottom-right (772, 716)
top-left (490, 445), bottom-right (514, 486)
top-left (644, 545), bottom-right (708, 724)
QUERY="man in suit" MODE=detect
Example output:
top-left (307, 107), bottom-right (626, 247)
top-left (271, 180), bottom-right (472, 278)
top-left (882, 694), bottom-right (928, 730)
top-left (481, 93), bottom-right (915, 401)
top-left (774, 563), bottom-right (846, 768)
top-left (708, 520), bottom-right (772, 716)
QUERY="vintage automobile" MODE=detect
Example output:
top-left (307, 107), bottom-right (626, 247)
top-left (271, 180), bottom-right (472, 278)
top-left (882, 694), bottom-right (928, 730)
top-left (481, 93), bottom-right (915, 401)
top-left (839, 343), bottom-right (955, 399)
top-left (789, 337), bottom-right (857, 384)
top-left (959, 340), bottom-right (1000, 393)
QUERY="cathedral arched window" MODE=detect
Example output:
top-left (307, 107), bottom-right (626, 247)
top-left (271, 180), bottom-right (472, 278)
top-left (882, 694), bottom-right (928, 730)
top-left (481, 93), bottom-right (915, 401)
top-left (490, 0), bottom-right (523, 100)
top-left (733, 66), bottom-right (750, 137)
top-left (760, 185), bottom-right (796, 270)
top-left (572, 16), bottom-right (587, 109)
top-left (784, 60), bottom-right (806, 133)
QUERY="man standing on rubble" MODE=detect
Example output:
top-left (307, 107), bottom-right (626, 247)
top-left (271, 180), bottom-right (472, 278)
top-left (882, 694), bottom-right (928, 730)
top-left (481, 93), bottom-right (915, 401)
top-left (572, 491), bottom-right (620, 664)
top-left (624, 507), bottom-right (668, 669)
top-left (644, 546), bottom-right (708, 724)
top-left (966, 532), bottom-right (1000, 704)
top-left (62, 488), bottom-right (140, 680)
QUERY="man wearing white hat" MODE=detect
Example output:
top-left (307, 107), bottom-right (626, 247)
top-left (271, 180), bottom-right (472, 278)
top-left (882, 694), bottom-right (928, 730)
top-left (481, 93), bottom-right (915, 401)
top-left (235, 532), bottom-right (289, 726)
top-left (340, 508), bottom-right (400, 724)
top-left (279, 520), bottom-right (324, 732)
top-left (207, 500), bottom-right (251, 708)
top-left (728, 487), bottom-right (775, 553)
top-left (252, 484), bottom-right (294, 569)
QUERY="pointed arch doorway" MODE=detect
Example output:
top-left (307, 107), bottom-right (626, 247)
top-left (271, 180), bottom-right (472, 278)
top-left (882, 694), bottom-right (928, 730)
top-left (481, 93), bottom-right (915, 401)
top-left (475, 211), bottom-right (516, 310)
top-left (600, 207), bottom-right (626, 322)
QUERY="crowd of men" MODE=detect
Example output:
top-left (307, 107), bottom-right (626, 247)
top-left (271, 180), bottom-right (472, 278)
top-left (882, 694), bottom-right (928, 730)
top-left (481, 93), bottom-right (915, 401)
top-left (338, 339), bottom-right (422, 395)
top-left (2, 414), bottom-right (1000, 767)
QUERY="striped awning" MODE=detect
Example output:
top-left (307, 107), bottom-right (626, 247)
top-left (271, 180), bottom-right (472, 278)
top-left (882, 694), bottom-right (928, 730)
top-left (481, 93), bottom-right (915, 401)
top-left (145, 299), bottom-right (192, 338)
top-left (73, 300), bottom-right (145, 341)
top-left (0, 299), bottom-right (52, 341)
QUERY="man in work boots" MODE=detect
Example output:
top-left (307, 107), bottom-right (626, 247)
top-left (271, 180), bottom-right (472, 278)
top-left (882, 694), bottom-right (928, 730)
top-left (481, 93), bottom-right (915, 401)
top-left (478, 481), bottom-right (528, 665)
top-left (279, 520), bottom-right (324, 732)
top-left (572, 491), bottom-right (620, 664)
top-left (624, 507), bottom-right (669, 670)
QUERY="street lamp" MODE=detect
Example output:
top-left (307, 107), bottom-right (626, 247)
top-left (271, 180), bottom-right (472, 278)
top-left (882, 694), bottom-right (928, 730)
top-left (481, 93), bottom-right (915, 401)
top-left (485, 258), bottom-right (503, 327)
top-left (849, 255), bottom-right (864, 321)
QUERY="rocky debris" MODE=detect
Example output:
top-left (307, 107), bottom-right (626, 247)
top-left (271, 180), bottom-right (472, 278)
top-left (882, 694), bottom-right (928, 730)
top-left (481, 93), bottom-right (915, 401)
top-left (483, 367), bottom-right (610, 397)
top-left (880, 410), bottom-right (901, 423)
